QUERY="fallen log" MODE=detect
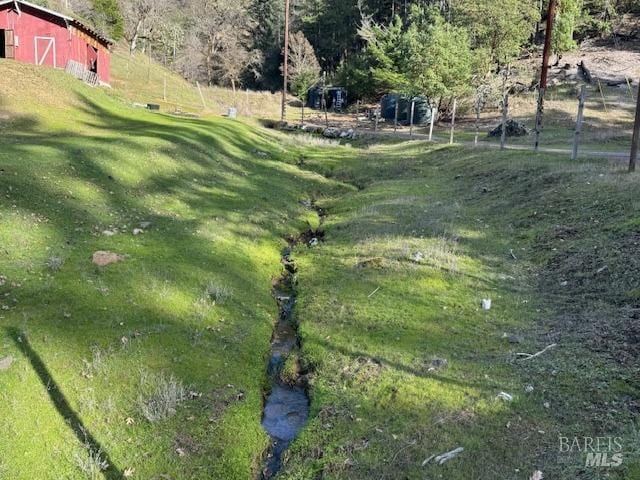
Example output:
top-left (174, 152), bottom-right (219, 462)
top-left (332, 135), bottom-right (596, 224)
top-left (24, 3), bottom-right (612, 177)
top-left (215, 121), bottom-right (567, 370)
top-left (606, 79), bottom-right (627, 87)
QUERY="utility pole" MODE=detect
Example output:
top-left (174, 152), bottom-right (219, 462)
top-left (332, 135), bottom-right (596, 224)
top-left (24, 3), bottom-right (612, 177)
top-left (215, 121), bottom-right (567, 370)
top-left (281, 0), bottom-right (290, 123)
top-left (630, 78), bottom-right (640, 172)
top-left (533, 0), bottom-right (557, 152)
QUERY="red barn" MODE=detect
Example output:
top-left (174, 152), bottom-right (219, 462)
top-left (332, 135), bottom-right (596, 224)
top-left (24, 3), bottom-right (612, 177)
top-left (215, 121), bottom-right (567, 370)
top-left (0, 0), bottom-right (112, 84)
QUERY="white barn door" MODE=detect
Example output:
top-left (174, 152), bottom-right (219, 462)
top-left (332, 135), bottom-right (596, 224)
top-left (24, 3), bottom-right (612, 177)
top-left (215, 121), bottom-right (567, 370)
top-left (34, 37), bottom-right (56, 67)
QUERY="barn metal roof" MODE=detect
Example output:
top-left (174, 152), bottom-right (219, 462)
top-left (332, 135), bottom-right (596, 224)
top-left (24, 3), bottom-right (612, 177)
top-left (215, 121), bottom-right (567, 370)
top-left (0, 0), bottom-right (113, 45)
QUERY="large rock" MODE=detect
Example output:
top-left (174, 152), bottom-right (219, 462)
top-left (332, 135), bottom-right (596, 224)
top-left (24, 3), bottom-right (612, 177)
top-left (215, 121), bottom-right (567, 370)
top-left (488, 119), bottom-right (529, 138)
top-left (323, 127), bottom-right (341, 138)
top-left (92, 251), bottom-right (125, 266)
top-left (301, 124), bottom-right (324, 134)
top-left (0, 356), bottom-right (14, 371)
top-left (323, 127), bottom-right (357, 140)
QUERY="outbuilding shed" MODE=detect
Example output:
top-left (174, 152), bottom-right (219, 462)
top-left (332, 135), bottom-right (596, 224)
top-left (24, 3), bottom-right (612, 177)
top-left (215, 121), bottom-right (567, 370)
top-left (0, 0), bottom-right (112, 83)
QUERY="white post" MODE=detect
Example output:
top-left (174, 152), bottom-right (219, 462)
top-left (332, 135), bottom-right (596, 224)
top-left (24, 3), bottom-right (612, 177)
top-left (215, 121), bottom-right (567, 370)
top-left (571, 84), bottom-right (587, 161)
top-left (449, 99), bottom-right (457, 145)
top-left (500, 94), bottom-right (509, 150)
top-left (474, 106), bottom-right (480, 146)
top-left (394, 100), bottom-right (399, 133)
top-left (409, 100), bottom-right (415, 138)
top-left (196, 81), bottom-right (207, 110)
top-left (429, 106), bottom-right (436, 141)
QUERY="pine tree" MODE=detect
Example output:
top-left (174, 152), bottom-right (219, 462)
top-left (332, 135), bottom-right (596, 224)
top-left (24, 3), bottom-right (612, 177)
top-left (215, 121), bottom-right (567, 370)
top-left (249, 0), bottom-right (285, 90)
top-left (552, 0), bottom-right (582, 55)
top-left (92, 0), bottom-right (124, 39)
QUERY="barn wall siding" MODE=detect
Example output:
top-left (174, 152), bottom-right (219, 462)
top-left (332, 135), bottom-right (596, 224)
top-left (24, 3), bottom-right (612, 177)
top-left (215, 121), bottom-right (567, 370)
top-left (0, 4), bottom-right (110, 83)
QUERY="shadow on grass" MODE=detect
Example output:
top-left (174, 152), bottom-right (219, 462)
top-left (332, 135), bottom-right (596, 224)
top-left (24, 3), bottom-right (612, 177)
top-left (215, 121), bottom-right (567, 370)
top-left (0, 88), bottom-right (353, 476)
top-left (6, 327), bottom-right (124, 480)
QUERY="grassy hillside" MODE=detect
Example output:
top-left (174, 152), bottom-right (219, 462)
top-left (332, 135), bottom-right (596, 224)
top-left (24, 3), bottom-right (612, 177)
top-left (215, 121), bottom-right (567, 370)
top-left (109, 46), bottom-right (294, 119)
top-left (277, 142), bottom-right (640, 479)
top-left (0, 57), bottom-right (639, 480)
top-left (0, 60), bottom-right (344, 479)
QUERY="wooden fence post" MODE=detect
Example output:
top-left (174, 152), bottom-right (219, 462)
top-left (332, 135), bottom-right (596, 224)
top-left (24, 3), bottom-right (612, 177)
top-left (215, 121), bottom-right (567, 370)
top-left (375, 108), bottom-right (380, 132)
top-left (629, 78), bottom-right (640, 172)
top-left (409, 100), bottom-right (415, 138)
top-left (571, 84), bottom-right (587, 161)
top-left (534, 88), bottom-right (545, 151)
top-left (534, 0), bottom-right (557, 152)
top-left (597, 79), bottom-right (608, 112)
top-left (500, 94), bottom-right (509, 150)
top-left (196, 81), bottom-right (207, 110)
top-left (394, 100), bottom-right (399, 133)
top-left (429, 105), bottom-right (436, 141)
top-left (449, 99), bottom-right (457, 145)
top-left (474, 106), bottom-right (480, 146)
top-left (626, 77), bottom-right (635, 101)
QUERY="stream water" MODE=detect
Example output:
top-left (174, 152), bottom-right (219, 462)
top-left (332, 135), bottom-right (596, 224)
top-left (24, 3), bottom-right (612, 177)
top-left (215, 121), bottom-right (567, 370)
top-left (259, 242), bottom-right (310, 479)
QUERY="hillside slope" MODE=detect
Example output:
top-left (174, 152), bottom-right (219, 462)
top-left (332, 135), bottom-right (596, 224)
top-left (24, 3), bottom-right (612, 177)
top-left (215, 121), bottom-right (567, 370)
top-left (278, 144), bottom-right (640, 478)
top-left (1, 58), bottom-right (639, 480)
top-left (0, 60), bottom-right (344, 479)
top-left (109, 46), bottom-right (288, 119)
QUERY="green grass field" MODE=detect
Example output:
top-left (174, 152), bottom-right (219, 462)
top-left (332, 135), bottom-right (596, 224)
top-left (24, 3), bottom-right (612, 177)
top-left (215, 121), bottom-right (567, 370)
top-left (278, 140), bottom-right (640, 479)
top-left (109, 46), bottom-right (296, 120)
top-left (1, 59), bottom-right (639, 479)
top-left (0, 60), bottom-right (345, 479)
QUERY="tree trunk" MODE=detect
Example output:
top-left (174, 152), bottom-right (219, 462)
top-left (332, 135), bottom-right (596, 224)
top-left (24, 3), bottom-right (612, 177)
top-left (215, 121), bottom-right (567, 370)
top-left (129, 19), bottom-right (143, 55)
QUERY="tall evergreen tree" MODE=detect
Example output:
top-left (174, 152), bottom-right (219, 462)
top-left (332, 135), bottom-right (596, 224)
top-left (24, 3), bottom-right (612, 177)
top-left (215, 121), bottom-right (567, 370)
top-left (552, 0), bottom-right (582, 56)
top-left (92, 0), bottom-right (124, 39)
top-left (249, 0), bottom-right (285, 90)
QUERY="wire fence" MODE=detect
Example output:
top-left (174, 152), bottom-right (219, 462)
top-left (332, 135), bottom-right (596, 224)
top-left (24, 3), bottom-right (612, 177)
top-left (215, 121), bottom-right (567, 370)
top-left (332, 82), bottom-right (638, 164)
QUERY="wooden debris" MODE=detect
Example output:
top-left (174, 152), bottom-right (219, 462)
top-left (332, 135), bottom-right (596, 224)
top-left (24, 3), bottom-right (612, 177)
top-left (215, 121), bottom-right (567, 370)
top-left (496, 391), bottom-right (514, 402)
top-left (516, 343), bottom-right (558, 361)
top-left (421, 454), bottom-right (436, 466)
top-left (434, 447), bottom-right (464, 465)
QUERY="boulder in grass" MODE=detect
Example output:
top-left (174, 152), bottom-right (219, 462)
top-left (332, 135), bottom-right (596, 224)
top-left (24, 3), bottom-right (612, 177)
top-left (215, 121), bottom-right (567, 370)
top-left (92, 251), bottom-right (125, 267)
top-left (0, 356), bottom-right (14, 371)
top-left (340, 128), bottom-right (357, 139)
top-left (323, 127), bottom-right (341, 139)
top-left (488, 119), bottom-right (529, 138)
top-left (301, 124), bottom-right (324, 135)
top-left (324, 127), bottom-right (357, 140)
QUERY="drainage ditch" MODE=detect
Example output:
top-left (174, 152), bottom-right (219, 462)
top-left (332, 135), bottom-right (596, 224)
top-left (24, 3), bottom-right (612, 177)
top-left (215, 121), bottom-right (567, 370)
top-left (258, 208), bottom-right (325, 479)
